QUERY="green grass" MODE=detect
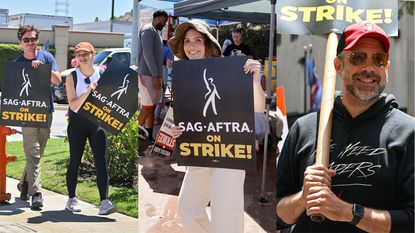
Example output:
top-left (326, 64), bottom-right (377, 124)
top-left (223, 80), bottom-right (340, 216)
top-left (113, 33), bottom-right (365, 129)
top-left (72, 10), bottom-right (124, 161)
top-left (6, 138), bottom-right (138, 218)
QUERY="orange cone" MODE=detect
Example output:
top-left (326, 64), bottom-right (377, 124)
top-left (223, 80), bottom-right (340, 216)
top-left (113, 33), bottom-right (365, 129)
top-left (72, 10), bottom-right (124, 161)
top-left (276, 86), bottom-right (289, 151)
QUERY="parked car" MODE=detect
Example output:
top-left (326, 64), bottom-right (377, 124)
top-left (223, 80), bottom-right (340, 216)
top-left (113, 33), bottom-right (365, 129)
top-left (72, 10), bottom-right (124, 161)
top-left (53, 48), bottom-right (131, 104)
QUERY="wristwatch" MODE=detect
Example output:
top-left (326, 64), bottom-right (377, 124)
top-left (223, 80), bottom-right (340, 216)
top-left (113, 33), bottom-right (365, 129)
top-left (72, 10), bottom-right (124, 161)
top-left (350, 203), bottom-right (365, 225)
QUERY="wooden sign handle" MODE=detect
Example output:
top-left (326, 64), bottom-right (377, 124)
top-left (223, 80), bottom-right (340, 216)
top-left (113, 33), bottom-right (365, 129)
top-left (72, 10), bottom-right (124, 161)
top-left (310, 32), bottom-right (339, 222)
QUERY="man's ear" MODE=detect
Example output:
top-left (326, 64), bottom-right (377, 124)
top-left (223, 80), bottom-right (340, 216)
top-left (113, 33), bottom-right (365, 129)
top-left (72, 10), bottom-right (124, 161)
top-left (334, 57), bottom-right (342, 73)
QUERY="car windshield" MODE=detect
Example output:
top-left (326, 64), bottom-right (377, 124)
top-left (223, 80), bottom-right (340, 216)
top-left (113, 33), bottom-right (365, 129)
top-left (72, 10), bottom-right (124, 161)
top-left (93, 51), bottom-right (111, 65)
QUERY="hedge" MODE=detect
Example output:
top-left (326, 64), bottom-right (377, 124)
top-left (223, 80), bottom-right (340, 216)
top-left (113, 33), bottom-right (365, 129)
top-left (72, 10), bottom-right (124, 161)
top-left (0, 44), bottom-right (23, 90)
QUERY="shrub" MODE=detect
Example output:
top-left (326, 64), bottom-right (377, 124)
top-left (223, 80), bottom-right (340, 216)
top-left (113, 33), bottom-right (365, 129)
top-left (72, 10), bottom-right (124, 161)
top-left (81, 112), bottom-right (138, 188)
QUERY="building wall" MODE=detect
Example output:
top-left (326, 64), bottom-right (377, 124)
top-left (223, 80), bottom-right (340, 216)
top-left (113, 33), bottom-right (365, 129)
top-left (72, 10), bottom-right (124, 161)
top-left (387, 12), bottom-right (414, 115)
top-left (73, 20), bottom-right (133, 34)
top-left (69, 31), bottom-right (124, 48)
top-left (277, 14), bottom-right (415, 116)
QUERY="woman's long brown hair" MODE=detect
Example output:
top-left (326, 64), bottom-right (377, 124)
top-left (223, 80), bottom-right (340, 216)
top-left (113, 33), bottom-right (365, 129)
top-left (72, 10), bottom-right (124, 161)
top-left (176, 28), bottom-right (221, 60)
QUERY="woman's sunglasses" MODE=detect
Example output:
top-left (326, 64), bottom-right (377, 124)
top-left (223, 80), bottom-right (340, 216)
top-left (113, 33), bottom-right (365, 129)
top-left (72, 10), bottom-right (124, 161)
top-left (22, 37), bottom-right (38, 43)
top-left (349, 51), bottom-right (388, 67)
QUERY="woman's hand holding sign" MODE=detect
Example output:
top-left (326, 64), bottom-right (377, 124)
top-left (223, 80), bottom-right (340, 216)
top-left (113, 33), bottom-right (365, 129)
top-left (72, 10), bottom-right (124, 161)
top-left (244, 59), bottom-right (266, 113)
top-left (171, 124), bottom-right (183, 139)
top-left (243, 59), bottom-right (261, 80)
top-left (88, 82), bottom-right (98, 92)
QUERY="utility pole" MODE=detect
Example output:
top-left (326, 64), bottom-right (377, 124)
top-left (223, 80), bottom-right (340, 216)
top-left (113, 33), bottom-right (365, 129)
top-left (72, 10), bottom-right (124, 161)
top-left (55, 0), bottom-right (69, 16)
top-left (303, 43), bottom-right (312, 113)
top-left (110, 0), bottom-right (115, 32)
top-left (131, 0), bottom-right (141, 66)
top-left (304, 45), bottom-right (308, 113)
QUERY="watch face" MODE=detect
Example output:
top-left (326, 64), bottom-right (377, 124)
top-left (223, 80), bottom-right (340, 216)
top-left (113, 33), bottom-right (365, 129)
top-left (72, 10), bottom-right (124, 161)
top-left (353, 204), bottom-right (365, 217)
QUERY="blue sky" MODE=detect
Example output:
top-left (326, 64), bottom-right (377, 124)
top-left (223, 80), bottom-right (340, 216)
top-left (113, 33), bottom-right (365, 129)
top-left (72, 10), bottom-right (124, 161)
top-left (1, 0), bottom-right (174, 24)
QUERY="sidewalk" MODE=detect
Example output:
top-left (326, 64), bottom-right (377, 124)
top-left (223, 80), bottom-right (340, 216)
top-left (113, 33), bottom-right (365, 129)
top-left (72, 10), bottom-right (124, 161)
top-left (0, 178), bottom-right (138, 233)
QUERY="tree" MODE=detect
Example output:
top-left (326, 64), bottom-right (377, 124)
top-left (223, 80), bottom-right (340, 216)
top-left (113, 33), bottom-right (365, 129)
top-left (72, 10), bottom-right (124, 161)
top-left (399, 1), bottom-right (414, 19)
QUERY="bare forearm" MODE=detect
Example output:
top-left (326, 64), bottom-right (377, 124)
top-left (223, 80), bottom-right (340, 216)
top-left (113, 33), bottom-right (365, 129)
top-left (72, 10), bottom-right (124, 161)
top-left (66, 75), bottom-right (92, 112)
top-left (313, 200), bottom-right (391, 233)
top-left (69, 91), bottom-right (90, 111)
top-left (277, 191), bottom-right (306, 224)
top-left (253, 74), bottom-right (265, 113)
top-left (356, 208), bottom-right (391, 233)
top-left (51, 70), bottom-right (61, 85)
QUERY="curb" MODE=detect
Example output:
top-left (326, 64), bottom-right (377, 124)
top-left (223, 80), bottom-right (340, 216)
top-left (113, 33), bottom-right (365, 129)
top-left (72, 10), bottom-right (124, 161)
top-left (54, 103), bottom-right (68, 111)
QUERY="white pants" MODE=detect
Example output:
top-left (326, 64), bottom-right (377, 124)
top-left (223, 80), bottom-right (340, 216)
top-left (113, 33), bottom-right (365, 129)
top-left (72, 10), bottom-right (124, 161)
top-left (178, 166), bottom-right (246, 233)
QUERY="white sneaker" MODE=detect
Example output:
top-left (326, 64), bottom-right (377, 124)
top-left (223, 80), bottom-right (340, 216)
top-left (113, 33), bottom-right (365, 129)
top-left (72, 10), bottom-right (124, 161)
top-left (98, 199), bottom-right (117, 215)
top-left (65, 197), bottom-right (81, 212)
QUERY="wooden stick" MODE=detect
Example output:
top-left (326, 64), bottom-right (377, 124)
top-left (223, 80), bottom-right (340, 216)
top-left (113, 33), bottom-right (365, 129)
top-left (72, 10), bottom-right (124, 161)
top-left (310, 32), bottom-right (339, 222)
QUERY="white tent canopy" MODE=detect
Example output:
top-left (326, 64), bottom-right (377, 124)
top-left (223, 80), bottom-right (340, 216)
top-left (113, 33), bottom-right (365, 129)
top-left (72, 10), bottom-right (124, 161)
top-left (173, 0), bottom-right (271, 23)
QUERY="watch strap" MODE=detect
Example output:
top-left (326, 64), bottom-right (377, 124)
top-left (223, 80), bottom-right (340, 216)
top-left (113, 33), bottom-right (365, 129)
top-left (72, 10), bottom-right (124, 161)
top-left (350, 203), bottom-right (364, 226)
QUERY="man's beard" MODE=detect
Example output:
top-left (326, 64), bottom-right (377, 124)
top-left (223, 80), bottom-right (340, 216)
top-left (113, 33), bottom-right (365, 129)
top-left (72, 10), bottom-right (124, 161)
top-left (155, 24), bottom-right (164, 31)
top-left (345, 70), bottom-right (386, 103)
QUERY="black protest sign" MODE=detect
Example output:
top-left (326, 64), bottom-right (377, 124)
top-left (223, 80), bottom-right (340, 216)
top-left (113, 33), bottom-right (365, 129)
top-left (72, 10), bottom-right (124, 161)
top-left (78, 60), bottom-right (138, 135)
top-left (277, 0), bottom-right (398, 35)
top-left (1, 62), bottom-right (51, 128)
top-left (172, 56), bottom-right (256, 171)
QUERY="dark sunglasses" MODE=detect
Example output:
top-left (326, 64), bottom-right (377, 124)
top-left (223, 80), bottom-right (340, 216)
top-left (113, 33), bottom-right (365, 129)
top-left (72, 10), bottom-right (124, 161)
top-left (84, 77), bottom-right (91, 85)
top-left (349, 51), bottom-right (388, 67)
top-left (22, 37), bottom-right (38, 43)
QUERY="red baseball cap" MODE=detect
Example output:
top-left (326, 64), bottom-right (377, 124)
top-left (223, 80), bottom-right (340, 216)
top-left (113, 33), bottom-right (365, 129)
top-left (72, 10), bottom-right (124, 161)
top-left (337, 21), bottom-right (390, 55)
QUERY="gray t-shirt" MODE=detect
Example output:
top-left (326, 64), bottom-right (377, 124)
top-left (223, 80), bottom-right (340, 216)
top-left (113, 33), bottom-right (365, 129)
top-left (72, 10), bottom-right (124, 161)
top-left (137, 23), bottom-right (163, 78)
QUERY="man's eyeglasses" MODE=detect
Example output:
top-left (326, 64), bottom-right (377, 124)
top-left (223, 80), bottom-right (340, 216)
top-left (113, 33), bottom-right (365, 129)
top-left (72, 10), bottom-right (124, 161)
top-left (349, 51), bottom-right (388, 67)
top-left (22, 37), bottom-right (38, 43)
top-left (84, 77), bottom-right (91, 85)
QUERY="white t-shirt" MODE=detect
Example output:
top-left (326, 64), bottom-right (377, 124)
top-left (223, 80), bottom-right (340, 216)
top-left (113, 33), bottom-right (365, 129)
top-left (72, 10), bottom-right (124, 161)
top-left (72, 67), bottom-right (100, 112)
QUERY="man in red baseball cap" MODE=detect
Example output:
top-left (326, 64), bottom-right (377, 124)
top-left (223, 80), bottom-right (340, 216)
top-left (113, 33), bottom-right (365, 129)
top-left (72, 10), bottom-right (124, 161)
top-left (277, 21), bottom-right (414, 232)
top-left (336, 21), bottom-right (390, 55)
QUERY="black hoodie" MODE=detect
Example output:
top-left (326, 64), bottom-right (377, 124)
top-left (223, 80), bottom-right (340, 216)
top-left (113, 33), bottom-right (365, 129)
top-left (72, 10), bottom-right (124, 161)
top-left (277, 92), bottom-right (414, 232)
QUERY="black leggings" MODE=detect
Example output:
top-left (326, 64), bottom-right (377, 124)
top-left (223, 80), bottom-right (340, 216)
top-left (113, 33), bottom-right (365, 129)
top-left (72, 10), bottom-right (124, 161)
top-left (66, 110), bottom-right (109, 201)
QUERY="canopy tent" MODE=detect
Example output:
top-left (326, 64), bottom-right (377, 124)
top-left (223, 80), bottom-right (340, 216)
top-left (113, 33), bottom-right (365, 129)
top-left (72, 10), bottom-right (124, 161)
top-left (173, 0), bottom-right (271, 24)
top-left (172, 0), bottom-right (277, 203)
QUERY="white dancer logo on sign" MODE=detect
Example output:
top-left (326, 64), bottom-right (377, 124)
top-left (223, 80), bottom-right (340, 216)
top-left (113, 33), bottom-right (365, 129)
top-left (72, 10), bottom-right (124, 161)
top-left (110, 74), bottom-right (130, 100)
top-left (19, 68), bottom-right (32, 97)
top-left (202, 68), bottom-right (221, 117)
